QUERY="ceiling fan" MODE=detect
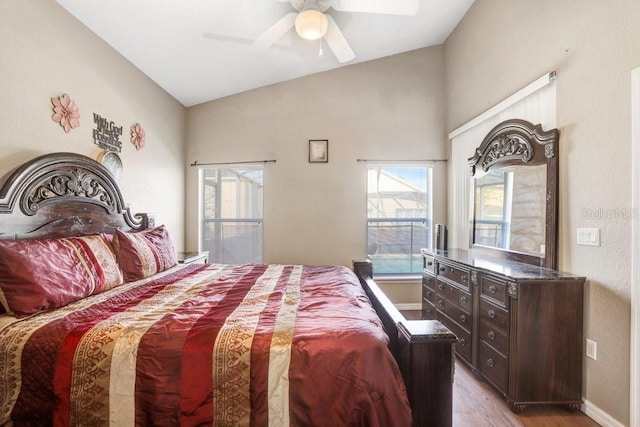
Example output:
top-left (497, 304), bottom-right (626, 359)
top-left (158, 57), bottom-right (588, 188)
top-left (251, 0), bottom-right (420, 63)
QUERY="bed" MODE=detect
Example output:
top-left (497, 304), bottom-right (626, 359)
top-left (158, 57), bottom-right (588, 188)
top-left (0, 152), bottom-right (455, 427)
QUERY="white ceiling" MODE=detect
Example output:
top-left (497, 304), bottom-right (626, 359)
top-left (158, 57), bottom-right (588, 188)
top-left (55, 0), bottom-right (474, 107)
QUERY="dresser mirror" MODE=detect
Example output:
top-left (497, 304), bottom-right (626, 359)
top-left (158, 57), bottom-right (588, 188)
top-left (468, 119), bottom-right (559, 269)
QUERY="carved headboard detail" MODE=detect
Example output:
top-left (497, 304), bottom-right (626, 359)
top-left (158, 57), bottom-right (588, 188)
top-left (0, 152), bottom-right (151, 239)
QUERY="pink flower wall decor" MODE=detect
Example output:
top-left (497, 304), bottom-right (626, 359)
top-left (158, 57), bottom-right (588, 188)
top-left (130, 122), bottom-right (146, 150)
top-left (51, 93), bottom-right (80, 133)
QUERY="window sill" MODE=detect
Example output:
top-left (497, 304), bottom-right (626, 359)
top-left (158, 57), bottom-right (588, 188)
top-left (372, 275), bottom-right (421, 283)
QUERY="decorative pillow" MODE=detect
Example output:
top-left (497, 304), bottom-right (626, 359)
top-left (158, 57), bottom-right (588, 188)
top-left (112, 225), bottom-right (177, 282)
top-left (78, 234), bottom-right (123, 291)
top-left (0, 234), bottom-right (123, 317)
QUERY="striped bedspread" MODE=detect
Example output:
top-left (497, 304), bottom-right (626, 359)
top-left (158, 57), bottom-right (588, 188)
top-left (0, 263), bottom-right (411, 426)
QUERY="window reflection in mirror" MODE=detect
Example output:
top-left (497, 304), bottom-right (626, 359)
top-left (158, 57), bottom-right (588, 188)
top-left (472, 164), bottom-right (546, 257)
top-left (474, 170), bottom-right (513, 249)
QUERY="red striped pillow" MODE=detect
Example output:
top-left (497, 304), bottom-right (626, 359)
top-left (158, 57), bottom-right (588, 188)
top-left (0, 234), bottom-right (122, 317)
top-left (112, 226), bottom-right (177, 282)
top-left (79, 234), bottom-right (124, 291)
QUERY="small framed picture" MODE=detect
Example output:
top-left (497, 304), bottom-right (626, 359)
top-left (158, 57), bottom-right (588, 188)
top-left (309, 139), bottom-right (328, 163)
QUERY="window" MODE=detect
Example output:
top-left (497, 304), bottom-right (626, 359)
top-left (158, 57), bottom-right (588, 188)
top-left (367, 165), bottom-right (432, 275)
top-left (200, 166), bottom-right (263, 264)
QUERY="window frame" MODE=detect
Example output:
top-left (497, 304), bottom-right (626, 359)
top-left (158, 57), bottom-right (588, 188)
top-left (366, 163), bottom-right (433, 278)
top-left (198, 164), bottom-right (264, 264)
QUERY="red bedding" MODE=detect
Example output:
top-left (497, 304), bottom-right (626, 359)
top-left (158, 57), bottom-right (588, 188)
top-left (0, 263), bottom-right (411, 426)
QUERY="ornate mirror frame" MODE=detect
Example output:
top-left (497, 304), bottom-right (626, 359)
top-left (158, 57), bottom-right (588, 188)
top-left (468, 118), bottom-right (559, 270)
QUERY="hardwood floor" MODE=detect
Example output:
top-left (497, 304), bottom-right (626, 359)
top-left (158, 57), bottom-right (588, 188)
top-left (400, 310), bottom-right (600, 426)
top-left (452, 361), bottom-right (599, 427)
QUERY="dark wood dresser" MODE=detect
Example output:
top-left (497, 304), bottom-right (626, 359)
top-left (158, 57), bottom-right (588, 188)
top-left (421, 248), bottom-right (585, 412)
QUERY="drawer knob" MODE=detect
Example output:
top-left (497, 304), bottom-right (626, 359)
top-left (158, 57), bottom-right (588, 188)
top-left (488, 331), bottom-right (496, 340)
top-left (488, 309), bottom-right (496, 319)
top-left (487, 358), bottom-right (495, 368)
top-left (488, 285), bottom-right (497, 294)
top-left (459, 314), bottom-right (467, 323)
top-left (437, 300), bottom-right (444, 307)
top-left (427, 261), bottom-right (433, 266)
top-left (459, 338), bottom-right (466, 346)
top-left (460, 296), bottom-right (468, 305)
top-left (426, 290), bottom-right (432, 298)
top-left (438, 283), bottom-right (444, 290)
top-left (461, 274), bottom-right (468, 283)
top-left (439, 266), bottom-right (446, 273)
top-left (425, 277), bottom-right (432, 284)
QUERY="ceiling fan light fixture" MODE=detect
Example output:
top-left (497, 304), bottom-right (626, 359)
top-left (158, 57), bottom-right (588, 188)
top-left (295, 9), bottom-right (328, 40)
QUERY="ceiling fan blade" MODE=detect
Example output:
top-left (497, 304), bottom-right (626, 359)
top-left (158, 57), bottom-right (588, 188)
top-left (277, 0), bottom-right (306, 12)
top-left (323, 15), bottom-right (355, 63)
top-left (250, 12), bottom-right (297, 51)
top-left (204, 32), bottom-right (297, 53)
top-left (330, 0), bottom-right (419, 15)
top-left (290, 0), bottom-right (305, 10)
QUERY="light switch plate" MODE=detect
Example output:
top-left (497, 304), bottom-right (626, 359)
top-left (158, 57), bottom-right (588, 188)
top-left (586, 338), bottom-right (597, 360)
top-left (577, 228), bottom-right (600, 246)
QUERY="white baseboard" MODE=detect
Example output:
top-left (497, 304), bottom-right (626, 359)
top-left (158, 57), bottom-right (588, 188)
top-left (582, 399), bottom-right (624, 427)
top-left (394, 303), bottom-right (422, 311)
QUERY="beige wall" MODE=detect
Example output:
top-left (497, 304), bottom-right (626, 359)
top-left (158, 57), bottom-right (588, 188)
top-left (445, 1), bottom-right (640, 424)
top-left (186, 47), bottom-right (448, 277)
top-left (0, 0), bottom-right (186, 248)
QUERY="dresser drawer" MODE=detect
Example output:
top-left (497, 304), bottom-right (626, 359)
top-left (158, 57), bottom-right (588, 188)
top-left (422, 299), bottom-right (436, 320)
top-left (422, 285), bottom-right (436, 305)
top-left (435, 279), bottom-right (448, 305)
top-left (443, 301), bottom-right (472, 332)
top-left (445, 284), bottom-right (472, 312)
top-left (480, 274), bottom-right (508, 306)
top-left (479, 299), bottom-right (509, 332)
top-left (438, 261), bottom-right (470, 290)
top-left (422, 253), bottom-right (437, 275)
top-left (441, 314), bottom-right (472, 364)
top-left (479, 319), bottom-right (509, 356)
top-left (422, 272), bottom-right (436, 291)
top-left (479, 340), bottom-right (509, 393)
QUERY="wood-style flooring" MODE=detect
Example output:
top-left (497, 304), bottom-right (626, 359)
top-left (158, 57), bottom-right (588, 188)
top-left (452, 360), bottom-right (599, 427)
top-left (400, 310), bottom-right (600, 427)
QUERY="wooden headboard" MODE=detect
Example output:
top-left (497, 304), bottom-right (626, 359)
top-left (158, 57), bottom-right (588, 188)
top-left (0, 152), bottom-right (152, 240)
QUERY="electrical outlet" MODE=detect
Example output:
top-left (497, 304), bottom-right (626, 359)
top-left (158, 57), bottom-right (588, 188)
top-left (586, 338), bottom-right (597, 360)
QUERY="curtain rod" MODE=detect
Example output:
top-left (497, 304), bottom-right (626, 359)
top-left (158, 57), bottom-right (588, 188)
top-left (190, 159), bottom-right (276, 167)
top-left (356, 158), bottom-right (447, 163)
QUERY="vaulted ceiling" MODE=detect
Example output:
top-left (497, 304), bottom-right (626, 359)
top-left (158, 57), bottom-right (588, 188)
top-left (56, 0), bottom-right (474, 107)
